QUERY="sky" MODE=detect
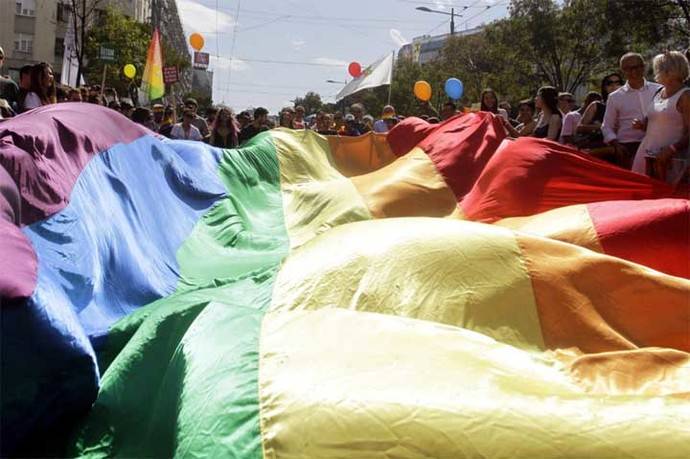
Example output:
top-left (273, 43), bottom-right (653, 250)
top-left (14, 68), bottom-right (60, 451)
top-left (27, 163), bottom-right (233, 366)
top-left (176, 0), bottom-right (509, 114)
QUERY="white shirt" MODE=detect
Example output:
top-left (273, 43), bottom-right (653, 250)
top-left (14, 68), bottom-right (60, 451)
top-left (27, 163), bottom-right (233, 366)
top-left (559, 110), bottom-right (582, 143)
top-left (601, 79), bottom-right (662, 144)
top-left (171, 123), bottom-right (203, 141)
top-left (23, 92), bottom-right (42, 110)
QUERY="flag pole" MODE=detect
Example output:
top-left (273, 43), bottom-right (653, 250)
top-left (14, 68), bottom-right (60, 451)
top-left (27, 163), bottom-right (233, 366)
top-left (387, 50), bottom-right (394, 105)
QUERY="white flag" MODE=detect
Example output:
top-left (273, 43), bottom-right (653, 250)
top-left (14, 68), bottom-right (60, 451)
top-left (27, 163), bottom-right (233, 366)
top-left (61, 13), bottom-right (85, 87)
top-left (336, 53), bottom-right (393, 101)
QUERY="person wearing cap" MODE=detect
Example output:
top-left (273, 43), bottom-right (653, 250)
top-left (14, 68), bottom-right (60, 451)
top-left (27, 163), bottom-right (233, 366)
top-left (184, 98), bottom-right (210, 139)
top-left (239, 107), bottom-right (270, 144)
top-left (373, 105), bottom-right (396, 133)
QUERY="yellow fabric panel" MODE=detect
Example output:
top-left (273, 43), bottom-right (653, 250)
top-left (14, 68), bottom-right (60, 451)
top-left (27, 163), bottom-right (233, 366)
top-left (259, 308), bottom-right (690, 459)
top-left (271, 218), bottom-right (545, 351)
top-left (271, 129), bottom-right (371, 249)
top-left (496, 204), bottom-right (603, 253)
top-left (326, 132), bottom-right (396, 177)
top-left (350, 147), bottom-right (457, 218)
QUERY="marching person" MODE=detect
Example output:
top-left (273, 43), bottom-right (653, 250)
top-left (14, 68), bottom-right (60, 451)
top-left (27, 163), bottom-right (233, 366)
top-left (20, 62), bottom-right (56, 111)
top-left (631, 51), bottom-right (690, 183)
top-left (171, 109), bottom-right (204, 141)
top-left (602, 53), bottom-right (662, 169)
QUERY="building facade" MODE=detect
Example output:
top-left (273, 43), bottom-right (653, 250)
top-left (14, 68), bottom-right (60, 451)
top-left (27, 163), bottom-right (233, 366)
top-left (398, 27), bottom-right (484, 65)
top-left (0, 0), bottom-right (189, 94)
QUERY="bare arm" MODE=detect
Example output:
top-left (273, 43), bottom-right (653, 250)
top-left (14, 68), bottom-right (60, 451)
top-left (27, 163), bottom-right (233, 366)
top-left (546, 114), bottom-right (561, 141)
top-left (576, 102), bottom-right (600, 134)
top-left (601, 96), bottom-right (618, 144)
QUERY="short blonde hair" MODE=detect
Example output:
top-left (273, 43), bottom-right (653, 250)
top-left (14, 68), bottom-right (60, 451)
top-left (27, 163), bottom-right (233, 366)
top-left (653, 51), bottom-right (690, 82)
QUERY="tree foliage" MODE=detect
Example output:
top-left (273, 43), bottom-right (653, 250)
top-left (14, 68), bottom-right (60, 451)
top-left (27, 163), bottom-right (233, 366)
top-left (84, 8), bottom-right (190, 97)
top-left (293, 91), bottom-right (324, 115)
top-left (324, 0), bottom-right (688, 115)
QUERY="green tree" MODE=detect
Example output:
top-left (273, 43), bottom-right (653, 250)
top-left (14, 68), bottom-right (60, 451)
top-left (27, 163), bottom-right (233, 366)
top-left (85, 8), bottom-right (190, 99)
top-left (293, 91), bottom-right (323, 115)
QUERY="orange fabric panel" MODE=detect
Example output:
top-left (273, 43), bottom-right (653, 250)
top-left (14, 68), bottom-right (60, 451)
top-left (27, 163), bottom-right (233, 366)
top-left (461, 138), bottom-right (674, 222)
top-left (325, 132), bottom-right (396, 177)
top-left (560, 348), bottom-right (690, 396)
top-left (516, 234), bottom-right (690, 353)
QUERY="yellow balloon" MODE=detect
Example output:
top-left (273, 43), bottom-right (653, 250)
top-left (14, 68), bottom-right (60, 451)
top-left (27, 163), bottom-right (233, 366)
top-left (414, 80), bottom-right (432, 102)
top-left (189, 33), bottom-right (205, 51)
top-left (123, 64), bottom-right (136, 79)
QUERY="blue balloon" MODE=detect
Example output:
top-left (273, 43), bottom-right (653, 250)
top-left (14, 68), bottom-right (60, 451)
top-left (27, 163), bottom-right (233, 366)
top-left (444, 78), bottom-right (464, 100)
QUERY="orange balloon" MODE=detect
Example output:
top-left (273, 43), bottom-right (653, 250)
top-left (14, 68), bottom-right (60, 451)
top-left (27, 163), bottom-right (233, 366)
top-left (414, 80), bottom-right (432, 102)
top-left (189, 33), bottom-right (205, 51)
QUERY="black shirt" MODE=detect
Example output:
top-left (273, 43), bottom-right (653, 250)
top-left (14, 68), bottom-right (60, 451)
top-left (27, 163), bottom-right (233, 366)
top-left (239, 124), bottom-right (269, 144)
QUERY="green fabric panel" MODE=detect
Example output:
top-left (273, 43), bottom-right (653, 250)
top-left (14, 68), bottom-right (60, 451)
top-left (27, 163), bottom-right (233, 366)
top-left (71, 131), bottom-right (288, 458)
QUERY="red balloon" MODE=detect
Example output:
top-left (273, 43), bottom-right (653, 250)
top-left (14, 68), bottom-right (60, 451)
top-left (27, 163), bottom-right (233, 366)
top-left (348, 62), bottom-right (362, 78)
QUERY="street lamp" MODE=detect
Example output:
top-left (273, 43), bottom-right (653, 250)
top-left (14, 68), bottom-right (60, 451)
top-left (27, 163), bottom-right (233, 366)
top-left (415, 6), bottom-right (458, 35)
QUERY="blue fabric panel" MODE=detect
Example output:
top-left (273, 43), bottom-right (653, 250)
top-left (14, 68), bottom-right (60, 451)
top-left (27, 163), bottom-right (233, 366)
top-left (1, 136), bottom-right (227, 453)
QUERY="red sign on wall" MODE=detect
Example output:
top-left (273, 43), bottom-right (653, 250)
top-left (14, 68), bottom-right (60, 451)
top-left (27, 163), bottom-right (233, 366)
top-left (163, 66), bottom-right (179, 84)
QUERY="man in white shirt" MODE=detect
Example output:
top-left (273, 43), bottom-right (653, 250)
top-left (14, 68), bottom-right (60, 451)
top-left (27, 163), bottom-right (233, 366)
top-left (602, 53), bottom-right (662, 169)
top-left (171, 110), bottom-right (204, 141)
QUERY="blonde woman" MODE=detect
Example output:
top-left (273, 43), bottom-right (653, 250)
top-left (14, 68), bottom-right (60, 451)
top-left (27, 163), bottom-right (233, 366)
top-left (632, 51), bottom-right (690, 182)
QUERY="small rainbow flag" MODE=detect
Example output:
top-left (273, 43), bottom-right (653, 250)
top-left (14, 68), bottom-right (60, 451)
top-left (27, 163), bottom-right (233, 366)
top-left (141, 28), bottom-right (165, 103)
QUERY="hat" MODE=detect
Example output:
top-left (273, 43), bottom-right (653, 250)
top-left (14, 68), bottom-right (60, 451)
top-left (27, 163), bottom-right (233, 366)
top-left (184, 98), bottom-right (198, 107)
top-left (345, 113), bottom-right (355, 122)
top-left (238, 110), bottom-right (252, 119)
top-left (381, 105), bottom-right (396, 119)
top-left (120, 98), bottom-right (134, 108)
top-left (152, 104), bottom-right (164, 112)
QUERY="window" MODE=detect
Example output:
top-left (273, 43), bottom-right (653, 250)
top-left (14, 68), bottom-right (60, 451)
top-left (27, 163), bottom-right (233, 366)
top-left (15, 0), bottom-right (36, 17)
top-left (55, 37), bottom-right (65, 56)
top-left (14, 33), bottom-right (34, 54)
top-left (57, 2), bottom-right (70, 22)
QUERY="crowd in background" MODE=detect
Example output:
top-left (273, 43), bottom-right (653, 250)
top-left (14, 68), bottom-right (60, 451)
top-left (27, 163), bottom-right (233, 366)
top-left (1, 47), bottom-right (688, 184)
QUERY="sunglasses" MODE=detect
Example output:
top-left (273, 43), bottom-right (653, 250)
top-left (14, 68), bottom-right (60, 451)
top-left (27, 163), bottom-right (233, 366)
top-left (605, 79), bottom-right (623, 85)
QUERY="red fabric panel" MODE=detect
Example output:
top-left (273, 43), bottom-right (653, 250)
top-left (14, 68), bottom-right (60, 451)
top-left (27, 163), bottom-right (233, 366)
top-left (386, 116), bottom-right (437, 157)
top-left (417, 112), bottom-right (506, 200)
top-left (587, 199), bottom-right (690, 279)
top-left (460, 137), bottom-right (674, 222)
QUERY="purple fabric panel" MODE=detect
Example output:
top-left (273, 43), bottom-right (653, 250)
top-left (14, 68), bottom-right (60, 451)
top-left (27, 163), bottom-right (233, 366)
top-left (0, 103), bottom-right (150, 225)
top-left (0, 219), bottom-right (37, 298)
top-left (0, 164), bottom-right (20, 223)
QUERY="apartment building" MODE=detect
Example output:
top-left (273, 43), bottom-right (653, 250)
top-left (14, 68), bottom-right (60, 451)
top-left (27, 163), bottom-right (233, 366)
top-left (0, 0), bottom-right (153, 81)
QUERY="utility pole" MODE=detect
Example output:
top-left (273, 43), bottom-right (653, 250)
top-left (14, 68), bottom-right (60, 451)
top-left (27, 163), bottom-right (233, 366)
top-left (450, 7), bottom-right (455, 35)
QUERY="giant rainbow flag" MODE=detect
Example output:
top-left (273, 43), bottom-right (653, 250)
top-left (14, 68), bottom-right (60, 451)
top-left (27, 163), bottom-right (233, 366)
top-left (1, 104), bottom-right (689, 457)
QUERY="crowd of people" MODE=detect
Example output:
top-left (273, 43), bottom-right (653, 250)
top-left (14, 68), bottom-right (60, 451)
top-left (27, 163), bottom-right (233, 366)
top-left (1, 46), bottom-right (688, 184)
